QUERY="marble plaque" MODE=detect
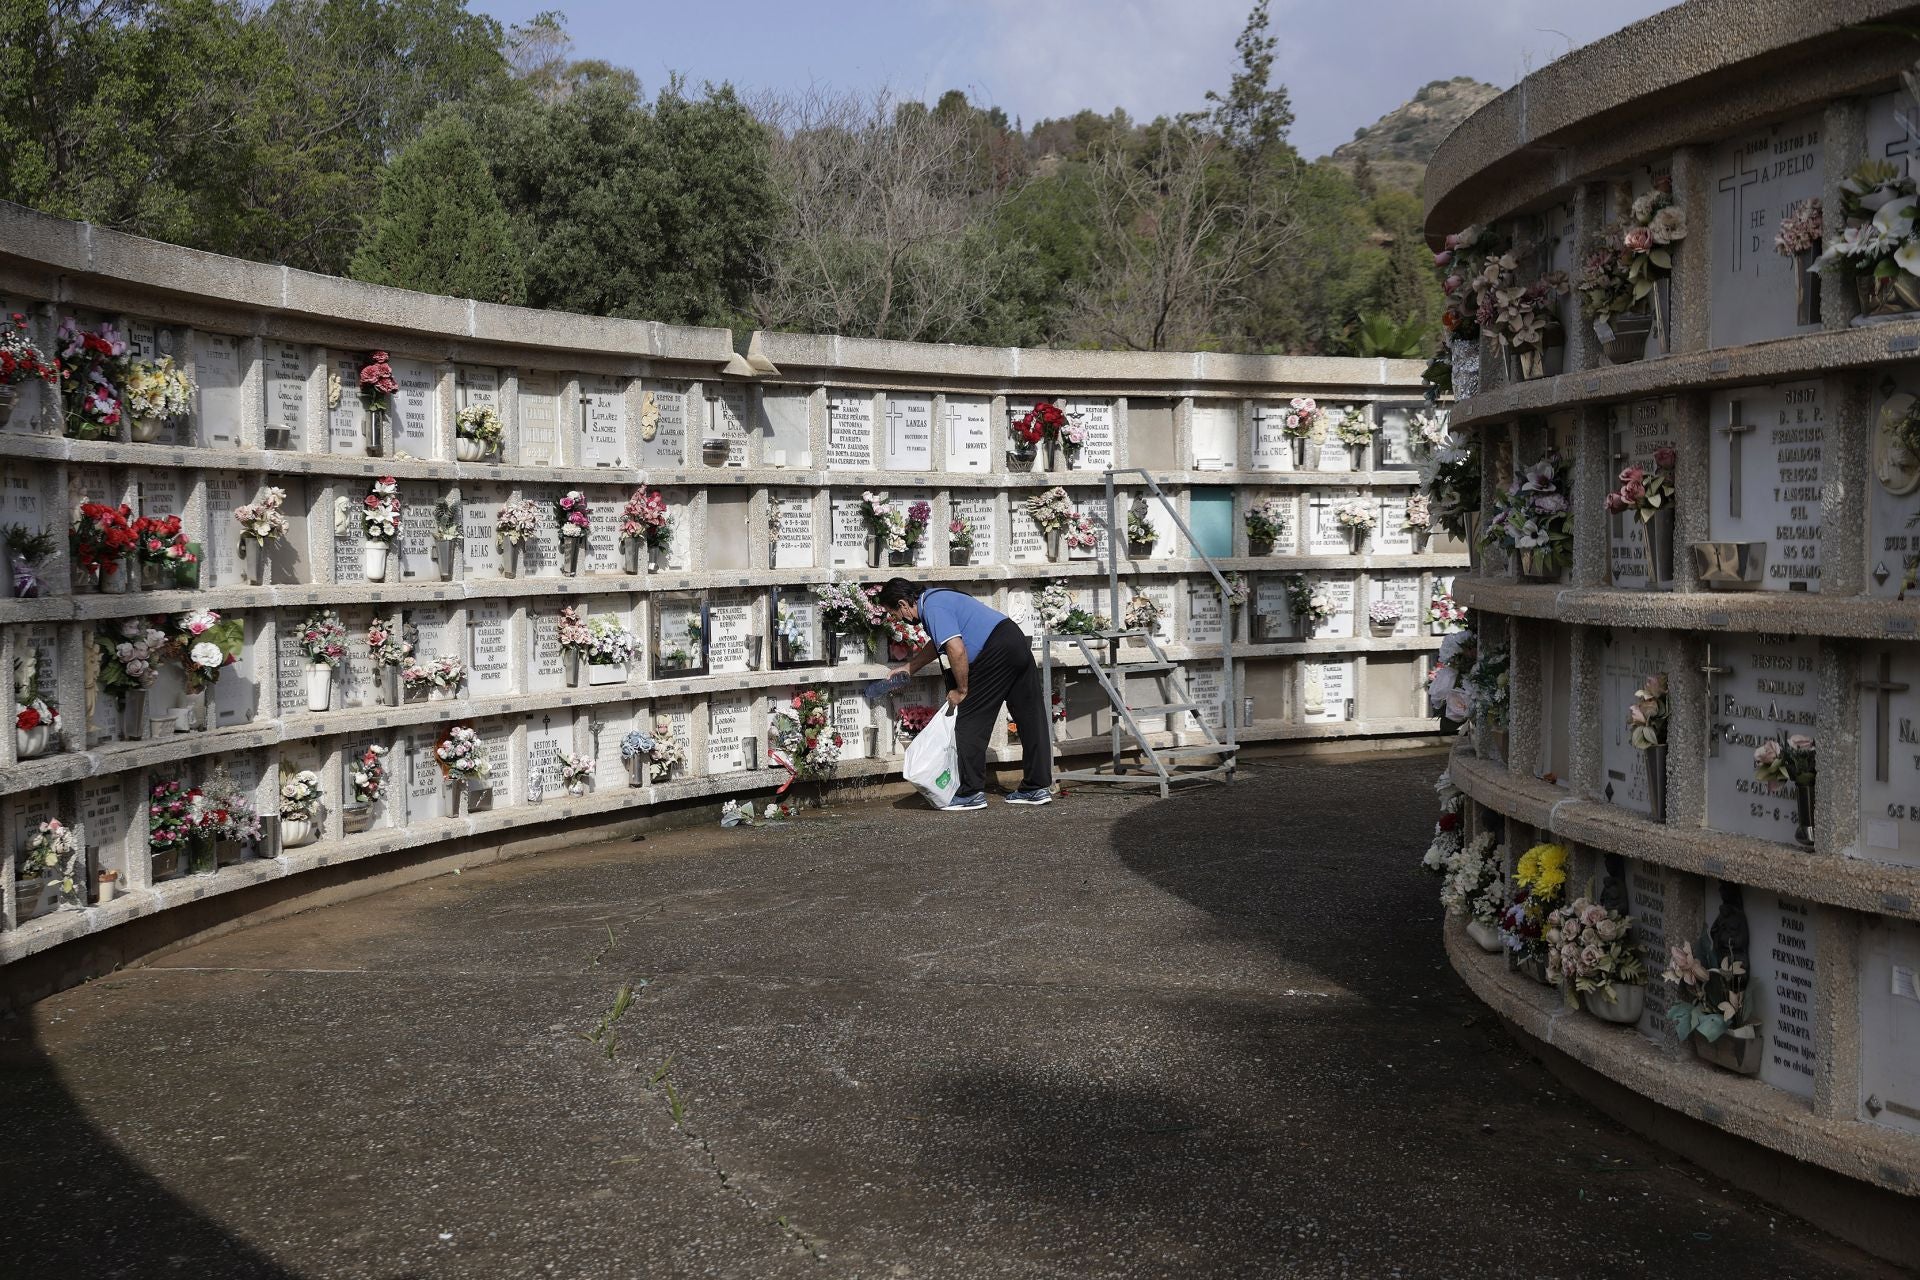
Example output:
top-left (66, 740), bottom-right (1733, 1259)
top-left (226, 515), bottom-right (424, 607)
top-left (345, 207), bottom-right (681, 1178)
top-left (1373, 491), bottom-right (1415, 555)
top-left (1249, 406), bottom-right (1291, 472)
top-left (773, 491), bottom-right (815, 568)
top-left (657, 704), bottom-right (695, 776)
top-left (340, 610), bottom-right (377, 708)
top-left (523, 489), bottom-right (559, 577)
top-left (708, 594), bottom-right (753, 674)
top-left (1305, 489), bottom-right (1358, 556)
top-left (519, 372), bottom-right (562, 466)
top-left (332, 484), bottom-right (365, 582)
top-left (403, 728), bottom-right (443, 821)
top-left (1248, 491), bottom-right (1299, 556)
top-left (950, 495), bottom-right (995, 567)
top-left (1708, 116), bottom-right (1823, 349)
top-left (0, 471), bottom-right (47, 549)
top-left (1302, 658), bottom-right (1354, 724)
top-left (642, 385), bottom-right (689, 469)
top-left (1624, 860), bottom-right (1673, 1041)
top-left (396, 481), bottom-right (438, 580)
top-left (829, 495), bottom-right (867, 568)
top-left (263, 341), bottom-right (309, 451)
top-left (885, 397), bottom-right (933, 471)
top-left (1867, 382), bottom-right (1920, 598)
top-left (586, 492), bottom-right (621, 575)
top-left (655, 598), bottom-right (705, 671)
top-left (529, 610), bottom-right (564, 693)
top-left (758, 388), bottom-right (811, 467)
top-left (1740, 888), bottom-right (1819, 1099)
top-left (1185, 661), bottom-right (1227, 729)
top-left (1854, 645), bottom-right (1920, 868)
top-left (709, 384), bottom-right (748, 468)
top-left (582, 374), bottom-right (628, 468)
top-left (1607, 398), bottom-right (1680, 589)
top-left (390, 358), bottom-right (438, 459)
top-left (1252, 576), bottom-right (1295, 641)
top-left (524, 712), bottom-right (569, 797)
top-left (275, 618), bottom-right (310, 715)
top-left (1067, 400), bottom-right (1117, 471)
top-left (456, 365), bottom-right (499, 408)
top-left (78, 775), bottom-right (129, 876)
top-left (194, 332), bottom-right (243, 448)
top-left (707, 697), bottom-right (752, 774)
top-left (1312, 574), bottom-right (1356, 638)
top-left (211, 621), bottom-right (257, 727)
top-left (1706, 633), bottom-right (1820, 844)
top-left (328, 355), bottom-right (363, 454)
top-left (1003, 586), bottom-right (1036, 638)
top-left (589, 704), bottom-right (637, 782)
top-left (1188, 582), bottom-right (1224, 645)
top-left (409, 604), bottom-right (452, 659)
top-left (1371, 574), bottom-right (1422, 639)
top-left (469, 603), bottom-right (512, 698)
top-left (461, 481), bottom-right (504, 578)
top-left (827, 395), bottom-right (874, 470)
top-left (1706, 381), bottom-right (1824, 592)
top-left (203, 471), bottom-right (247, 586)
top-left (1858, 914), bottom-right (1920, 1138)
top-left (1135, 582), bottom-right (1176, 643)
top-left (945, 397), bottom-right (992, 472)
top-left (833, 691), bottom-right (870, 761)
top-left (1599, 628), bottom-right (1669, 818)
top-left (1190, 403), bottom-right (1238, 468)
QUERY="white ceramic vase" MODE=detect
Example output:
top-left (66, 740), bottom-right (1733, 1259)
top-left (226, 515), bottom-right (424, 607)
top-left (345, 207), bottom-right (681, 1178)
top-left (306, 664), bottom-right (333, 713)
top-left (364, 543), bottom-right (389, 582)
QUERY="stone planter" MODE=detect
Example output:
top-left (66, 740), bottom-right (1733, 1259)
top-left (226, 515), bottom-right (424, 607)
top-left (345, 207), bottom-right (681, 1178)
top-left (306, 663), bottom-right (333, 713)
top-left (1644, 743), bottom-right (1668, 823)
top-left (587, 660), bottom-right (626, 686)
top-left (1643, 506), bottom-right (1676, 590)
top-left (500, 539), bottom-right (522, 578)
top-left (1690, 540), bottom-right (1767, 590)
top-left (15, 722), bottom-right (49, 759)
top-left (281, 816), bottom-right (316, 849)
top-left (1369, 620), bottom-right (1397, 638)
top-left (560, 539), bottom-right (583, 577)
top-left (1596, 311), bottom-right (1653, 364)
top-left (1582, 984), bottom-right (1646, 1025)
top-left (433, 539), bottom-right (455, 580)
top-left (1690, 1029), bottom-right (1764, 1076)
top-left (1465, 920), bottom-right (1503, 953)
top-left (363, 542), bottom-right (390, 582)
top-left (130, 416), bottom-right (163, 443)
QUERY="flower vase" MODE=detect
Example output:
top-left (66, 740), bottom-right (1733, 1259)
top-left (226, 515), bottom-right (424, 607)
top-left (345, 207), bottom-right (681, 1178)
top-left (188, 833), bottom-right (217, 876)
top-left (647, 544), bottom-right (664, 573)
top-left (378, 664), bottom-right (401, 707)
top-left (130, 416), bottom-right (162, 444)
top-left (1690, 1031), bottom-right (1764, 1075)
top-left (1043, 437), bottom-right (1059, 471)
top-left (16, 722), bottom-right (48, 759)
top-left (364, 407), bottom-right (387, 457)
top-left (1793, 249), bottom-right (1821, 326)
top-left (1290, 437), bottom-right (1308, 468)
top-left (948, 544), bottom-right (970, 567)
top-left (1581, 984), bottom-right (1645, 1025)
top-left (1412, 530), bottom-right (1429, 554)
top-left (1645, 743), bottom-right (1668, 823)
top-left (363, 542), bottom-right (390, 582)
top-left (118, 690), bottom-right (147, 741)
top-left (588, 660), bottom-right (625, 686)
top-left (1045, 530), bottom-right (1063, 562)
top-left (1794, 782), bottom-right (1815, 847)
top-left (455, 436), bottom-right (483, 462)
top-left (1516, 548), bottom-right (1560, 581)
top-left (1346, 528), bottom-right (1366, 556)
top-left (561, 540), bottom-right (583, 577)
top-left (434, 540), bottom-right (455, 580)
top-left (1249, 536), bottom-right (1273, 558)
top-left (239, 538), bottom-right (268, 586)
top-left (1006, 445), bottom-right (1036, 473)
top-left (428, 686), bottom-right (452, 702)
top-left (743, 635), bottom-right (763, 673)
top-left (567, 781), bottom-right (587, 797)
top-left (343, 805), bottom-right (374, 834)
top-left (623, 540), bottom-right (641, 574)
top-left (866, 535), bottom-right (883, 569)
top-left (500, 539), bottom-right (521, 578)
top-left (649, 759), bottom-right (672, 786)
top-left (443, 779), bottom-right (463, 817)
top-left (1369, 620), bottom-right (1396, 638)
top-left (0, 385), bottom-right (16, 428)
top-left (281, 816), bottom-right (315, 849)
top-left (100, 559), bottom-right (131, 593)
top-left (628, 756), bottom-right (647, 787)
top-left (1349, 444), bottom-right (1367, 471)
top-left (1644, 507), bottom-right (1675, 590)
top-left (564, 650), bottom-right (582, 687)
top-left (140, 560), bottom-right (173, 591)
top-left (1293, 614), bottom-right (1318, 642)
top-left (1596, 310), bottom-right (1653, 364)
top-left (1465, 920), bottom-right (1503, 953)
top-left (306, 663), bottom-right (333, 713)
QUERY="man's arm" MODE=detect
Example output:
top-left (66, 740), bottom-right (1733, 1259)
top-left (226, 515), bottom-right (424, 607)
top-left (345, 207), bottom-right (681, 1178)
top-left (944, 637), bottom-right (969, 707)
top-left (898, 638), bottom-right (939, 676)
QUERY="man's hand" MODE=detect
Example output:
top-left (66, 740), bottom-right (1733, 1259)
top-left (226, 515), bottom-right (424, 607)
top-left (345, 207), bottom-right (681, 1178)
top-left (889, 665), bottom-right (911, 682)
top-left (947, 688), bottom-right (966, 709)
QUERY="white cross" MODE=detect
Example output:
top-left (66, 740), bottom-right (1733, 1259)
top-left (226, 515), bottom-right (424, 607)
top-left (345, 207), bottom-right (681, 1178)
top-left (1857, 653), bottom-right (1911, 785)
top-left (1699, 644), bottom-right (1732, 758)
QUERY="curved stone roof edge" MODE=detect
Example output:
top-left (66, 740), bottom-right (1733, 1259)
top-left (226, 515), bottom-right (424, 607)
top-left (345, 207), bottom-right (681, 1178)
top-left (1424, 0), bottom-right (1920, 237)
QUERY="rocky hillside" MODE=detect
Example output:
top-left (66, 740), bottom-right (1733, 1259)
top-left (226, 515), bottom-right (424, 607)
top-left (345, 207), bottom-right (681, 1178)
top-left (1327, 77), bottom-right (1501, 193)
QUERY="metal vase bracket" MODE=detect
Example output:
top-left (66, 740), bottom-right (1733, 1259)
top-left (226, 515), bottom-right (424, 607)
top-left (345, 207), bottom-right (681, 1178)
top-left (1794, 782), bottom-right (1815, 847)
top-left (1644, 743), bottom-right (1668, 823)
top-left (561, 539), bottom-right (582, 577)
top-left (501, 539), bottom-right (521, 579)
top-left (1643, 507), bottom-right (1676, 590)
top-left (1690, 540), bottom-right (1767, 590)
top-left (434, 540), bottom-right (455, 580)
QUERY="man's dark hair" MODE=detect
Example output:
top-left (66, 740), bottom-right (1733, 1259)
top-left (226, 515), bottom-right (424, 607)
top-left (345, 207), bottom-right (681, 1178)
top-left (875, 577), bottom-right (920, 609)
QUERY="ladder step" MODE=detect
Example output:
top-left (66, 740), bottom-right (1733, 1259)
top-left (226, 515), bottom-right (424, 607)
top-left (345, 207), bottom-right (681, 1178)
top-left (1151, 743), bottom-right (1237, 759)
top-left (1102, 661), bottom-right (1174, 674)
top-left (1124, 703), bottom-right (1196, 717)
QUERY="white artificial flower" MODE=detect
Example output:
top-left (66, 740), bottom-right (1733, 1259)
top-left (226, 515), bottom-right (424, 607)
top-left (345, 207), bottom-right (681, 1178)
top-left (190, 641), bottom-right (222, 669)
top-left (1894, 240), bottom-right (1920, 279)
top-left (1873, 198), bottom-right (1916, 241)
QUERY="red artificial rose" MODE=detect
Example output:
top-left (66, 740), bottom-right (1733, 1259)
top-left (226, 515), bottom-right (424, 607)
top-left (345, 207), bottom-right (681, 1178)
top-left (1438, 813), bottom-right (1459, 832)
top-left (17, 706), bottom-right (42, 730)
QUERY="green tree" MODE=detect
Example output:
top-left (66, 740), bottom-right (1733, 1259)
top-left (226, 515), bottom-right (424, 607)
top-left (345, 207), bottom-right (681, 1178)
top-left (350, 111), bottom-right (526, 304)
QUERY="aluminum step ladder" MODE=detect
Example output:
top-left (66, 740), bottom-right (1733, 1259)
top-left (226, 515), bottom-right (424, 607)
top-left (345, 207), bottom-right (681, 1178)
top-left (1041, 469), bottom-right (1238, 799)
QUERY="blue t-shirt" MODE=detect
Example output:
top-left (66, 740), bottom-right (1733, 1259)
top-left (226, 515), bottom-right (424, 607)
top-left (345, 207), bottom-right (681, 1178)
top-left (918, 587), bottom-right (1007, 662)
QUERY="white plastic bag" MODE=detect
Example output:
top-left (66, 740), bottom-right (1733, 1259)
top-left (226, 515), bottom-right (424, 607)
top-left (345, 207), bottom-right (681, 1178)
top-left (903, 704), bottom-right (960, 809)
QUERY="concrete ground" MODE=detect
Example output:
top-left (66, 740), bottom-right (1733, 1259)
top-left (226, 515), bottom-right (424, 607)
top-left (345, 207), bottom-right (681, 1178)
top-left (0, 752), bottom-right (1904, 1279)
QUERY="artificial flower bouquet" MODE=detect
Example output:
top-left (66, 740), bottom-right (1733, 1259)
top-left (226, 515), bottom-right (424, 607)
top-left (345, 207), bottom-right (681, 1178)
top-left (71, 501), bottom-right (137, 579)
top-left (1426, 588), bottom-right (1467, 633)
top-left (774, 687), bottom-right (842, 780)
top-left (131, 514), bottom-right (196, 582)
top-left (1627, 673), bottom-right (1668, 750)
top-left (1122, 594), bottom-right (1162, 634)
top-left (1402, 495), bottom-right (1432, 534)
top-left (1125, 510), bottom-right (1158, 551)
top-left (1500, 842), bottom-right (1570, 978)
top-left (1433, 223), bottom-right (1504, 341)
top-left (455, 404), bottom-right (503, 456)
top-left (1483, 452), bottom-right (1572, 578)
top-left (1418, 433), bottom-right (1481, 540)
top-left (585, 613), bottom-right (638, 667)
top-left (148, 778), bottom-right (203, 858)
top-left (557, 751), bottom-right (596, 793)
top-left (359, 351), bottom-right (398, 412)
top-left (1544, 893), bottom-right (1647, 1007)
top-left (1579, 179), bottom-right (1688, 327)
top-left (0, 312), bottom-right (57, 398)
top-left (1817, 160), bottom-right (1920, 314)
top-left (1011, 400), bottom-right (1084, 463)
top-left (22, 817), bottom-right (83, 904)
top-left (1332, 497), bottom-right (1376, 543)
top-left (1222, 572), bottom-right (1249, 609)
top-left (234, 487), bottom-right (289, 544)
top-left (1023, 486), bottom-right (1077, 536)
top-left (1283, 574), bottom-right (1332, 630)
top-left (1245, 496), bottom-right (1290, 549)
top-left (351, 744), bottom-right (389, 804)
top-left (1753, 733), bottom-right (1816, 788)
top-left (1411, 408), bottom-right (1450, 452)
top-left (367, 616), bottom-right (413, 668)
top-left (170, 609), bottom-right (243, 692)
top-left (297, 609), bottom-right (348, 669)
top-left (361, 477), bottom-right (402, 543)
top-left (1604, 447), bottom-right (1675, 525)
top-left (280, 768), bottom-right (323, 822)
top-left (122, 356), bottom-right (195, 432)
top-left (1367, 599), bottom-right (1403, 632)
top-left (403, 654), bottom-right (467, 695)
top-left (433, 490), bottom-right (462, 543)
top-left (56, 317), bottom-right (129, 439)
top-left (1663, 936), bottom-right (1759, 1059)
top-left (1426, 628), bottom-right (1477, 720)
top-left (1485, 268), bottom-right (1569, 358)
top-left (621, 487), bottom-right (671, 547)
top-left (196, 767), bottom-right (262, 845)
top-left (1331, 407), bottom-right (1372, 449)
top-left (495, 496), bottom-right (539, 546)
top-left (552, 490), bottom-right (590, 540)
top-left (948, 514), bottom-right (975, 555)
top-left (96, 619), bottom-right (167, 696)
top-left (1278, 396), bottom-right (1323, 441)
top-left (1439, 832), bottom-right (1507, 937)
top-left (434, 724), bottom-right (490, 784)
top-left (816, 581), bottom-right (887, 646)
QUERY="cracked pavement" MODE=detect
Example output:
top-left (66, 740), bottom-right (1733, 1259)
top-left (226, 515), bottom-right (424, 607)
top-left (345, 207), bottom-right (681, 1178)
top-left (0, 752), bottom-right (1904, 1279)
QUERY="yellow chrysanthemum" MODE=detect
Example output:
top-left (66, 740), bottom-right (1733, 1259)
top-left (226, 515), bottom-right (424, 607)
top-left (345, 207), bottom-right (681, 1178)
top-left (1518, 842), bottom-right (1569, 897)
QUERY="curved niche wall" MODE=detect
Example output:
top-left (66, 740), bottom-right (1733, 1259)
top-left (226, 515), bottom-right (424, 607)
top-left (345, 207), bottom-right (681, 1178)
top-left (0, 203), bottom-right (1443, 973)
top-left (1424, 0), bottom-right (1920, 1254)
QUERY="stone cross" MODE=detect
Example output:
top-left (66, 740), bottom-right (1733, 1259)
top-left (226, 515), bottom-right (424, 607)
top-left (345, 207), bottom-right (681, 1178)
top-left (1718, 161), bottom-right (1762, 272)
top-left (1720, 400), bottom-right (1756, 519)
top-left (1699, 643), bottom-right (1732, 758)
top-left (1857, 653), bottom-right (1910, 784)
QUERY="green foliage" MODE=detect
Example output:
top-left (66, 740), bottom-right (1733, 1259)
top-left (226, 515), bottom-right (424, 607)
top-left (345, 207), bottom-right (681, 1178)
top-left (351, 111), bottom-right (526, 304)
top-left (1349, 312), bottom-right (1430, 358)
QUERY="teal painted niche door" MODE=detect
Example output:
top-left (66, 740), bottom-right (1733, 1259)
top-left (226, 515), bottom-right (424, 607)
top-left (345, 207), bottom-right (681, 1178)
top-left (1188, 487), bottom-right (1235, 560)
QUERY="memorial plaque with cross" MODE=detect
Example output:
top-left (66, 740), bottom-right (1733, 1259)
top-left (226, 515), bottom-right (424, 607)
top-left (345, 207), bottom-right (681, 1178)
top-left (390, 357), bottom-right (438, 459)
top-left (884, 397), bottom-right (933, 471)
top-left (1867, 383), bottom-right (1920, 597)
top-left (523, 712), bottom-right (569, 797)
top-left (1719, 885), bottom-right (1819, 1100)
top-left (1859, 914), bottom-right (1920, 1138)
top-left (709, 384), bottom-right (748, 468)
top-left (1705, 633), bottom-right (1820, 844)
top-left (1710, 117), bottom-right (1822, 347)
top-left (1305, 489), bottom-right (1358, 556)
top-left (1599, 628), bottom-right (1669, 817)
top-left (581, 374), bottom-right (629, 468)
top-left (944, 396), bottom-right (991, 473)
top-left (1372, 574), bottom-right (1422, 639)
top-left (1707, 382), bottom-right (1824, 591)
top-left (828, 493), bottom-right (868, 568)
top-left (328, 355), bottom-right (363, 455)
top-left (1250, 405), bottom-right (1291, 472)
top-left (1068, 400), bottom-right (1116, 471)
top-left (1855, 646), bottom-right (1920, 868)
top-left (707, 697), bottom-right (752, 774)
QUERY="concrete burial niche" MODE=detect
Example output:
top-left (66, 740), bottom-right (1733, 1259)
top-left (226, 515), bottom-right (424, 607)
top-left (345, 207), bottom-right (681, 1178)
top-left (1424, 0), bottom-right (1920, 1262)
top-left (0, 201), bottom-right (1442, 1004)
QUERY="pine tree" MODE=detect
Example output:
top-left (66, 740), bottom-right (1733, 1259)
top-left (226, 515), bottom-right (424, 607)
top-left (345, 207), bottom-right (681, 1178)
top-left (350, 112), bottom-right (527, 306)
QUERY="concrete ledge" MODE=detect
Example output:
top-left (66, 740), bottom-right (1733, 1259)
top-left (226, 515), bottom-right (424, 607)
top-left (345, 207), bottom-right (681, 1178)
top-left (1448, 575), bottom-right (1920, 642)
top-left (1447, 924), bottom-right (1920, 1263)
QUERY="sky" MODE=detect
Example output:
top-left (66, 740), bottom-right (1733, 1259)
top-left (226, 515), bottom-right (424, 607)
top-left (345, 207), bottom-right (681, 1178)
top-left (472, 0), bottom-right (1678, 158)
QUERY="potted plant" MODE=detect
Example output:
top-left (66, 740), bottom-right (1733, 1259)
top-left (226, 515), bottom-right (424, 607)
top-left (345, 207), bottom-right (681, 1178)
top-left (1545, 891), bottom-right (1648, 1024)
top-left (168, 609), bottom-right (242, 728)
top-left (1245, 497), bottom-right (1288, 556)
top-left (1438, 830), bottom-right (1506, 952)
top-left (1578, 181), bottom-right (1687, 361)
top-left (1775, 198), bottom-right (1824, 325)
top-left (621, 487), bottom-right (670, 572)
top-left (434, 724), bottom-right (490, 813)
top-left (21, 818), bottom-right (85, 911)
top-left (297, 608), bottom-right (347, 713)
top-left (70, 501), bottom-right (136, 593)
top-left (122, 356), bottom-right (195, 443)
top-left (1333, 497), bottom-right (1376, 554)
top-left (947, 513), bottom-right (975, 566)
top-left (1483, 452), bottom-right (1572, 581)
top-left (1487, 266), bottom-right (1569, 382)
top-left (431, 490), bottom-right (461, 579)
top-left (1499, 842), bottom-right (1568, 985)
top-left (0, 311), bottom-right (57, 429)
top-left (279, 767), bottom-right (322, 848)
top-left (1279, 396), bottom-right (1323, 468)
top-left (358, 477), bottom-right (401, 581)
top-left (55, 317), bottom-right (129, 440)
top-left (1366, 598), bottom-right (1402, 637)
top-left (1754, 732), bottom-right (1816, 847)
top-left (232, 486), bottom-right (287, 585)
top-left (495, 497), bottom-right (538, 577)
top-left (1331, 406), bottom-right (1373, 468)
top-left (130, 514), bottom-right (196, 591)
top-left (367, 616), bottom-right (412, 706)
top-left (455, 404), bottom-right (502, 461)
top-left (1, 524), bottom-right (55, 599)
top-left (1125, 504), bottom-right (1158, 558)
top-left (1663, 935), bottom-right (1762, 1075)
top-left (1816, 161), bottom-right (1920, 318)
top-left (1122, 593), bottom-right (1161, 642)
top-left (1627, 673), bottom-right (1669, 821)
top-left (552, 490), bottom-right (590, 575)
top-left (95, 618), bottom-right (165, 741)
top-left (13, 655), bottom-right (62, 758)
top-left (348, 744), bottom-right (388, 831)
top-left (558, 751), bottom-right (595, 796)
top-left (1426, 587), bottom-right (1466, 636)
top-left (359, 351), bottom-right (397, 455)
top-left (1283, 574), bottom-right (1331, 640)
top-left (1604, 448), bottom-right (1676, 589)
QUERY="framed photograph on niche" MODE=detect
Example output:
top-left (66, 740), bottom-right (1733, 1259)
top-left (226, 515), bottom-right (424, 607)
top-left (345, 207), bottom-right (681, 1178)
top-left (769, 585), bottom-right (823, 670)
top-left (651, 592), bottom-right (710, 680)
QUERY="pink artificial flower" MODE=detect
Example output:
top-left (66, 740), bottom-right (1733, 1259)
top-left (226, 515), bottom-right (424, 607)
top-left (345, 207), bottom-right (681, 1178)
top-left (1623, 225), bottom-right (1654, 253)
